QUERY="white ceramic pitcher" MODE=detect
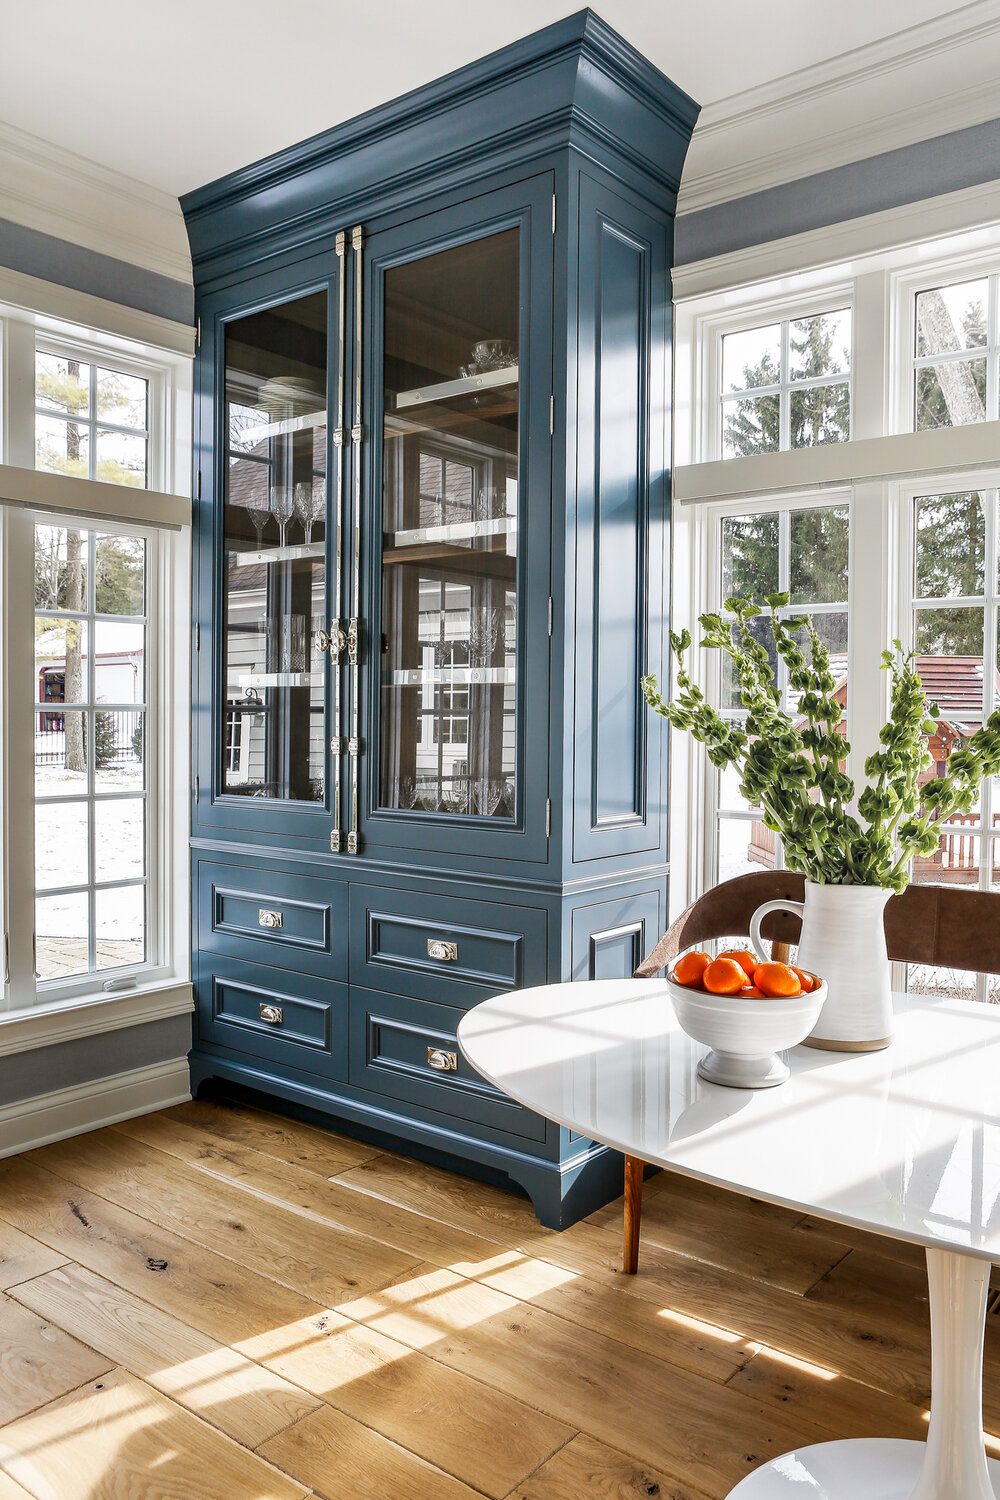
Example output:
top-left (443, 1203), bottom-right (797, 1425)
top-left (749, 882), bottom-right (894, 1051)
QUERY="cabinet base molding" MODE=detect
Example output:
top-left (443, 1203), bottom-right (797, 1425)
top-left (189, 1049), bottom-right (622, 1231)
top-left (0, 1057), bottom-right (191, 1159)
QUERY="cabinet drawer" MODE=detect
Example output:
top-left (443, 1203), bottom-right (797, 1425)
top-left (350, 886), bottom-right (546, 1002)
top-left (349, 985), bottom-right (546, 1143)
top-left (197, 955), bottom-right (348, 1077)
top-left (198, 862), bottom-right (347, 979)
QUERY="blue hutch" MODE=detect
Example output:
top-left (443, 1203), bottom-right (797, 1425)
top-left (182, 10), bottom-right (697, 1228)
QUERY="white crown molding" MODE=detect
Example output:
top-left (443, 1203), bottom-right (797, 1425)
top-left (0, 983), bottom-right (193, 1059)
top-left (0, 1056), bottom-right (191, 1159)
top-left (673, 177), bottom-right (1000, 303)
top-left (679, 2), bottom-right (1000, 216)
top-left (0, 118), bottom-right (191, 286)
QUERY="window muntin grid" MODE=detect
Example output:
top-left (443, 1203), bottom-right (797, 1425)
top-left (33, 523), bottom-right (151, 984)
top-left (714, 501), bottom-right (850, 885)
top-left (913, 276), bottom-right (1000, 431)
top-left (34, 350), bottom-right (149, 488)
top-left (906, 487), bottom-right (1000, 1002)
top-left (720, 309), bottom-right (852, 458)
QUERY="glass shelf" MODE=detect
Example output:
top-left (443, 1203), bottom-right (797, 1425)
top-left (232, 542), bottom-right (325, 568)
top-left (394, 364), bottom-right (517, 410)
top-left (388, 666), bottom-right (517, 687)
top-left (387, 517), bottom-right (516, 549)
top-left (236, 408), bottom-right (327, 445)
top-left (239, 671), bottom-right (317, 690)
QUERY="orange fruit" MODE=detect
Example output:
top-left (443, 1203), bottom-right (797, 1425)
top-left (755, 962), bottom-right (803, 998)
top-left (703, 957), bottom-right (750, 995)
top-left (719, 948), bottom-right (758, 976)
top-left (792, 966), bottom-right (818, 993)
top-left (672, 951), bottom-right (711, 988)
top-left (739, 986), bottom-right (765, 998)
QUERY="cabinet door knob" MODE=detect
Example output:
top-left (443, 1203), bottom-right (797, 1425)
top-left (427, 1047), bottom-right (457, 1071)
top-left (259, 1003), bottom-right (283, 1025)
top-left (427, 939), bottom-right (458, 962)
top-left (258, 908), bottom-right (283, 930)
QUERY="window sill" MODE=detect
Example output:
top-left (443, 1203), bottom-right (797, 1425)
top-left (0, 980), bottom-right (193, 1059)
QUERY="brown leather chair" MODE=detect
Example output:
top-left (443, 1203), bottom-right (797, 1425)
top-left (623, 871), bottom-right (1000, 1274)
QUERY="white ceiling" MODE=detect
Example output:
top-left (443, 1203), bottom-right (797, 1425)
top-left (0, 0), bottom-right (983, 199)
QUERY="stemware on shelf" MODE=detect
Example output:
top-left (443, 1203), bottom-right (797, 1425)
top-left (247, 505), bottom-right (271, 548)
top-left (270, 485), bottom-right (295, 547)
top-left (294, 480), bottom-right (326, 544)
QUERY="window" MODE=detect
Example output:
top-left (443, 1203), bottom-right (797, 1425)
top-left (35, 349), bottom-right (149, 488)
top-left (675, 229), bottom-right (1000, 997)
top-left (903, 487), bottom-right (1000, 1001)
top-left (913, 278), bottom-right (998, 431)
top-left (33, 524), bottom-right (150, 982)
top-left (714, 501), bottom-right (850, 884)
top-left (0, 302), bottom-right (191, 1016)
top-left (720, 309), bottom-right (851, 457)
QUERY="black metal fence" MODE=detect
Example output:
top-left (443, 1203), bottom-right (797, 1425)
top-left (35, 709), bottom-right (143, 769)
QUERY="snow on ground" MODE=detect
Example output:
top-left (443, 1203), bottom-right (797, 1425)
top-left (34, 749), bottom-right (145, 974)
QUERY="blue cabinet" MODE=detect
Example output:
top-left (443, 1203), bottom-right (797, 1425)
top-left (185, 11), bottom-right (697, 1230)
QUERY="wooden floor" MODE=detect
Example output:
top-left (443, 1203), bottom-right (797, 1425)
top-left (0, 1099), bottom-right (997, 1500)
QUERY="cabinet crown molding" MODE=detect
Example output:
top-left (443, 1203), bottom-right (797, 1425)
top-left (181, 9), bottom-right (699, 282)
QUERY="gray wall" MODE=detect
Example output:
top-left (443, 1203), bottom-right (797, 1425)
top-left (0, 214), bottom-right (194, 324)
top-left (676, 115), bottom-right (1000, 266)
top-left (0, 1015), bottom-right (191, 1107)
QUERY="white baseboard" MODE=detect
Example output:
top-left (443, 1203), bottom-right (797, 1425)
top-left (0, 1056), bottom-right (191, 1158)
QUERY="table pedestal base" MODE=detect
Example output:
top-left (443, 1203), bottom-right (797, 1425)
top-left (727, 1248), bottom-right (996, 1500)
top-left (725, 1439), bottom-right (1000, 1498)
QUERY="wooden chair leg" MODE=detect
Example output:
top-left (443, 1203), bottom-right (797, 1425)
top-left (623, 1154), bottom-right (643, 1274)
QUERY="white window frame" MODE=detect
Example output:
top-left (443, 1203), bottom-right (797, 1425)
top-left (671, 231), bottom-right (1000, 924)
top-left (34, 335), bottom-right (157, 491)
top-left (0, 297), bottom-right (192, 1021)
top-left (684, 282), bottom-right (855, 465)
top-left (892, 252), bottom-right (1000, 436)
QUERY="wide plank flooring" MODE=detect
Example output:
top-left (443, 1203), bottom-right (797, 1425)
top-left (0, 1093), bottom-right (994, 1498)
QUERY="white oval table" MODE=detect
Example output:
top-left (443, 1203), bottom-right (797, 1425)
top-left (458, 979), bottom-right (1000, 1500)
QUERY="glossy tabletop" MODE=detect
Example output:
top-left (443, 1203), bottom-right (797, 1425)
top-left (458, 980), bottom-right (1000, 1261)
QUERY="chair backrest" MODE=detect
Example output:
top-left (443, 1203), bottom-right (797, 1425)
top-left (635, 871), bottom-right (1000, 978)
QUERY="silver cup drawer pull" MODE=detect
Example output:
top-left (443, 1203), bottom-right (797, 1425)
top-left (426, 938), bottom-right (458, 963)
top-left (259, 1003), bottom-right (283, 1025)
top-left (427, 1047), bottom-right (457, 1072)
top-left (258, 908), bottom-right (283, 930)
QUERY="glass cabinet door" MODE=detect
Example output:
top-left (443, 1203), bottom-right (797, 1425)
top-left (380, 229), bottom-right (519, 819)
top-left (221, 290), bottom-right (328, 802)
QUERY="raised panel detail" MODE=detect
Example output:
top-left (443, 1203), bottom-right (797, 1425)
top-left (196, 955), bottom-right (349, 1079)
top-left (593, 220), bottom-right (647, 828)
top-left (197, 861), bottom-right (347, 980)
top-left (350, 884), bottom-right (546, 1002)
top-left (570, 887), bottom-right (663, 982)
top-left (349, 985), bottom-right (546, 1142)
top-left (572, 176), bottom-right (668, 865)
top-left (589, 922), bottom-right (643, 980)
top-left (214, 887), bottom-right (329, 951)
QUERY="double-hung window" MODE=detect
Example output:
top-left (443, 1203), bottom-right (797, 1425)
top-left (675, 229), bottom-right (1000, 1002)
top-left (0, 309), bottom-right (190, 1016)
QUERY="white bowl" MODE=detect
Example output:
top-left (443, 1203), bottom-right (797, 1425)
top-left (667, 972), bottom-right (828, 1088)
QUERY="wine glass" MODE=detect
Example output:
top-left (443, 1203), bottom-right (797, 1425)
top-left (294, 480), bottom-right (325, 544)
top-left (270, 485), bottom-right (294, 547)
top-left (247, 505), bottom-right (270, 549)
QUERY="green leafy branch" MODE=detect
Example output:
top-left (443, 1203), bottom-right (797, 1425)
top-left (643, 594), bottom-right (1000, 892)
